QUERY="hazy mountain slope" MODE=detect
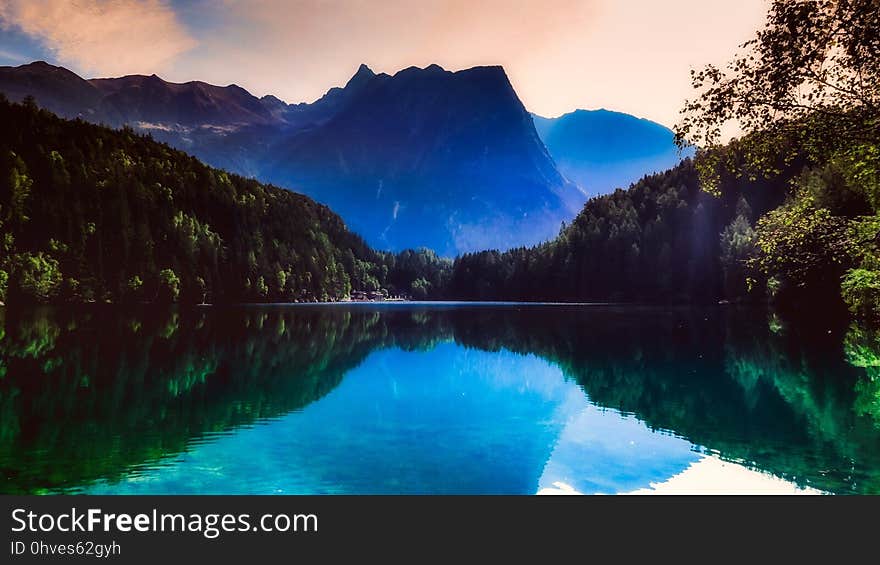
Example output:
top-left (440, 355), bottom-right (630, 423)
top-left (264, 64), bottom-right (584, 254)
top-left (533, 109), bottom-right (692, 196)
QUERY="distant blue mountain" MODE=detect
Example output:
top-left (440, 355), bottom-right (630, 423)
top-left (532, 109), bottom-right (693, 196)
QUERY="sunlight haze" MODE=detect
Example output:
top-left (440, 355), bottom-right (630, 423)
top-left (0, 0), bottom-right (768, 127)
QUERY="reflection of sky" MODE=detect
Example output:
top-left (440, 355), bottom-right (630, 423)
top-left (85, 344), bottom-right (705, 494)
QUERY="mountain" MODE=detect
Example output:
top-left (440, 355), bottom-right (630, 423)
top-left (0, 61), bottom-right (587, 254)
top-left (0, 60), bottom-right (295, 131)
top-left (0, 61), bottom-right (112, 122)
top-left (533, 109), bottom-right (692, 196)
top-left (262, 64), bottom-right (584, 255)
top-left (89, 74), bottom-right (282, 128)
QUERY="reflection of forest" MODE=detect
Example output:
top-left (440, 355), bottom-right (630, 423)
top-left (1, 305), bottom-right (879, 494)
top-left (0, 306), bottom-right (394, 493)
top-left (448, 306), bottom-right (880, 493)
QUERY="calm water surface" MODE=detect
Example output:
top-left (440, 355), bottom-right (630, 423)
top-left (1, 303), bottom-right (879, 494)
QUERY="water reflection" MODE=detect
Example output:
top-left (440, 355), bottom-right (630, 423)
top-left (0, 304), bottom-right (878, 494)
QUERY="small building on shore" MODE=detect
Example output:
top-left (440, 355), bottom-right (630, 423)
top-left (350, 290), bottom-right (388, 301)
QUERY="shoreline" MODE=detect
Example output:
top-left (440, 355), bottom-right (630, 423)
top-left (1, 300), bottom-right (736, 309)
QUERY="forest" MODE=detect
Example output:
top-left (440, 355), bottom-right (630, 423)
top-left (447, 159), bottom-right (785, 304)
top-left (1, 0), bottom-right (878, 323)
top-left (0, 96), bottom-right (450, 304)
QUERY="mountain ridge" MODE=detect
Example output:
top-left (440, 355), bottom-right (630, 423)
top-left (0, 60), bottom-right (680, 255)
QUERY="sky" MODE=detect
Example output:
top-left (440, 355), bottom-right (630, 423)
top-left (0, 0), bottom-right (769, 128)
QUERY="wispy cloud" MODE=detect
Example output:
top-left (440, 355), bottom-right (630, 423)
top-left (0, 47), bottom-right (25, 62)
top-left (0, 0), bottom-right (196, 76)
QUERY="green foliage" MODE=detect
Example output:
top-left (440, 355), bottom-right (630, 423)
top-left (676, 0), bottom-right (880, 157)
top-left (8, 252), bottom-right (62, 302)
top-left (383, 248), bottom-right (451, 298)
top-left (669, 0), bottom-right (880, 320)
top-left (125, 275), bottom-right (144, 303)
top-left (410, 278), bottom-right (431, 300)
top-left (157, 269), bottom-right (180, 303)
top-left (849, 215), bottom-right (880, 269)
top-left (256, 276), bottom-right (268, 301)
top-left (127, 275), bottom-right (143, 291)
top-left (842, 269), bottom-right (880, 319)
top-left (720, 198), bottom-right (757, 298)
top-left (752, 191), bottom-right (850, 287)
top-left (0, 269), bottom-right (7, 303)
top-left (833, 144), bottom-right (880, 213)
top-left (0, 98), bottom-right (403, 304)
top-left (276, 270), bottom-right (287, 296)
top-left (2, 151), bottom-right (32, 227)
top-left (747, 153), bottom-right (880, 314)
top-left (447, 160), bottom-right (740, 303)
top-left (845, 324), bottom-right (880, 421)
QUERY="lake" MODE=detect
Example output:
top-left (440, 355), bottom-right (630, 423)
top-left (1, 303), bottom-right (879, 494)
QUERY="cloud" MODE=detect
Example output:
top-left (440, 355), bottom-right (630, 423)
top-left (169, 0), bottom-right (766, 129)
top-left (179, 0), bottom-right (595, 103)
top-left (0, 0), bottom-right (196, 76)
top-left (0, 46), bottom-right (26, 62)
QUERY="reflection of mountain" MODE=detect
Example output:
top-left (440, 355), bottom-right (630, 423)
top-left (448, 306), bottom-right (880, 493)
top-left (2, 305), bottom-right (879, 493)
top-left (536, 403), bottom-right (698, 495)
top-left (88, 345), bottom-right (602, 494)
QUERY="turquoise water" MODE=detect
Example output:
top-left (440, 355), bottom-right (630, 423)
top-left (1, 304), bottom-right (879, 494)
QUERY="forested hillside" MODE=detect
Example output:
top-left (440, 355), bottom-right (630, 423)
top-left (446, 159), bottom-right (789, 303)
top-left (0, 96), bottom-right (414, 304)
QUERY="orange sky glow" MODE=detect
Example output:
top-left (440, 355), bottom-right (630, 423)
top-left (0, 0), bottom-right (770, 128)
